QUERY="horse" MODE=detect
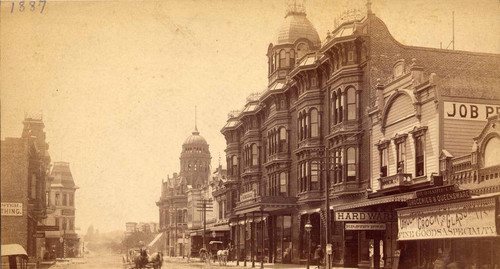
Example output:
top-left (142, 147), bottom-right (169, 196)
top-left (131, 249), bottom-right (148, 269)
top-left (148, 251), bottom-right (163, 269)
top-left (217, 249), bottom-right (229, 266)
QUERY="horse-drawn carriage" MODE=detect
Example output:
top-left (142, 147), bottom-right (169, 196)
top-left (198, 241), bottom-right (228, 266)
top-left (124, 247), bottom-right (163, 269)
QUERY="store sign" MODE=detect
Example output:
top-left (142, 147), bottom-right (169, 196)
top-left (398, 198), bottom-right (497, 240)
top-left (1, 203), bottom-right (23, 216)
top-left (408, 190), bottom-right (471, 207)
top-left (345, 223), bottom-right (386, 231)
top-left (444, 102), bottom-right (500, 121)
top-left (416, 185), bottom-right (457, 198)
top-left (335, 211), bottom-right (394, 222)
top-left (239, 190), bottom-right (255, 202)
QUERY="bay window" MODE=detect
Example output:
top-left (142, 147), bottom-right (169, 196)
top-left (280, 172), bottom-right (288, 196)
top-left (310, 109), bottom-right (319, 137)
top-left (310, 161), bottom-right (320, 190)
top-left (346, 88), bottom-right (356, 120)
top-left (279, 127), bottom-right (287, 152)
top-left (252, 144), bottom-right (259, 166)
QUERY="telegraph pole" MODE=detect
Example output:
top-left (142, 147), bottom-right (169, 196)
top-left (196, 199), bottom-right (213, 249)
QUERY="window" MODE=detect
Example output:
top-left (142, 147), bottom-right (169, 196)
top-left (396, 141), bottom-right (406, 173)
top-left (310, 109), bottom-right (319, 137)
top-left (337, 91), bottom-right (344, 123)
top-left (251, 144), bottom-right (259, 166)
top-left (55, 218), bottom-right (60, 228)
top-left (69, 219), bottom-right (74, 230)
top-left (335, 149), bottom-right (343, 184)
top-left (310, 161), bottom-right (320, 190)
top-left (290, 49), bottom-right (295, 67)
top-left (279, 127), bottom-right (287, 152)
top-left (280, 50), bottom-right (286, 68)
top-left (280, 172), bottom-right (288, 196)
top-left (346, 88), bottom-right (356, 120)
top-left (347, 148), bottom-right (357, 182)
top-left (63, 194), bottom-right (67, 206)
top-left (55, 193), bottom-right (60, 206)
top-left (297, 43), bottom-right (309, 59)
top-left (331, 92), bottom-right (337, 125)
top-left (298, 113), bottom-right (303, 141)
top-left (232, 155), bottom-right (238, 176)
top-left (63, 218), bottom-right (67, 230)
top-left (69, 194), bottom-right (74, 206)
top-left (415, 136), bottom-right (425, 176)
top-left (380, 147), bottom-right (388, 177)
top-left (484, 137), bottom-right (500, 167)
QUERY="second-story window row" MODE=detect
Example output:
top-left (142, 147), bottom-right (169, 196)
top-left (243, 144), bottom-right (260, 168)
top-left (330, 87), bottom-right (357, 126)
top-left (267, 171), bottom-right (289, 197)
top-left (329, 146), bottom-right (358, 184)
top-left (298, 108), bottom-right (320, 142)
top-left (298, 160), bottom-right (322, 193)
top-left (268, 127), bottom-right (289, 156)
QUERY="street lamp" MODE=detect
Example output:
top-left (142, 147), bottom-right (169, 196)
top-left (305, 220), bottom-right (312, 269)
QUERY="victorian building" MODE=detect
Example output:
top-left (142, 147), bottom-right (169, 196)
top-left (157, 124), bottom-right (214, 257)
top-left (221, 1), bottom-right (500, 268)
top-left (44, 162), bottom-right (79, 258)
top-left (1, 116), bottom-right (52, 267)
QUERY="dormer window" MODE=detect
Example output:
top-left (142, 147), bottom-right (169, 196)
top-left (393, 60), bottom-right (405, 78)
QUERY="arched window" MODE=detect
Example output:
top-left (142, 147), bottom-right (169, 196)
top-left (484, 136), bottom-right (500, 167)
top-left (346, 87), bottom-right (356, 120)
top-left (290, 49), bottom-right (295, 67)
top-left (347, 148), bottom-right (357, 182)
top-left (310, 108), bottom-right (319, 137)
top-left (303, 111), bottom-right (308, 139)
top-left (297, 43), bottom-right (309, 59)
top-left (280, 50), bottom-right (286, 68)
top-left (305, 162), bottom-right (309, 191)
top-left (280, 172), bottom-right (288, 196)
top-left (279, 127), bottom-right (287, 152)
top-left (298, 113), bottom-right (303, 141)
top-left (252, 144), bottom-right (259, 166)
top-left (338, 90), bottom-right (344, 123)
top-left (269, 56), bottom-right (273, 74)
top-left (331, 92), bottom-right (337, 125)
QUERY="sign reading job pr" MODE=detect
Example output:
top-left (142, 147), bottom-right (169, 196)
top-left (398, 198), bottom-right (497, 240)
top-left (1, 203), bottom-right (23, 216)
top-left (444, 102), bottom-right (500, 121)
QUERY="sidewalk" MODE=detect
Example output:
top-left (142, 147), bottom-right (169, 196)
top-left (163, 256), bottom-right (356, 269)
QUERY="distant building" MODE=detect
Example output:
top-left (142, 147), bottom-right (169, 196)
top-left (1, 116), bottom-right (52, 267)
top-left (44, 162), bottom-right (79, 258)
top-left (157, 122), bottom-right (224, 257)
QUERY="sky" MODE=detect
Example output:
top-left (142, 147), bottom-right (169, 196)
top-left (1, 0), bottom-right (499, 233)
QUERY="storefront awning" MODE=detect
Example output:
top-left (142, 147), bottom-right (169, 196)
top-left (332, 192), bottom-right (415, 211)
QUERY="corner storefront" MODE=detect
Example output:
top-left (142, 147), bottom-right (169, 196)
top-left (397, 194), bottom-right (499, 269)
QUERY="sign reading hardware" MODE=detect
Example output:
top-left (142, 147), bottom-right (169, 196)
top-left (444, 102), bottom-right (500, 121)
top-left (335, 211), bottom-right (394, 222)
top-left (408, 190), bottom-right (471, 207)
top-left (345, 223), bottom-right (386, 231)
top-left (398, 198), bottom-right (497, 240)
top-left (1, 203), bottom-right (23, 216)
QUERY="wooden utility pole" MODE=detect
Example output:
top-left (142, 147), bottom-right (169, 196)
top-left (196, 199), bottom-right (213, 249)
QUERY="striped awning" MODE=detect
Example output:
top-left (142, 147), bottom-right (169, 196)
top-left (332, 192), bottom-right (415, 211)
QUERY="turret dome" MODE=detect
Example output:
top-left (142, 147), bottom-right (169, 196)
top-left (274, 2), bottom-right (321, 47)
top-left (183, 127), bottom-right (208, 146)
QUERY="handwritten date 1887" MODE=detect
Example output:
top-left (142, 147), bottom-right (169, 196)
top-left (10, 0), bottom-right (46, 14)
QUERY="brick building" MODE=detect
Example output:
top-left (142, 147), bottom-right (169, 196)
top-left (220, 1), bottom-right (500, 268)
top-left (1, 116), bottom-right (52, 267)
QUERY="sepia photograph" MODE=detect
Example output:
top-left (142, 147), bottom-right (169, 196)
top-left (1, 0), bottom-right (500, 269)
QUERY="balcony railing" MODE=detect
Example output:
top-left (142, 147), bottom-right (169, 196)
top-left (378, 173), bottom-right (413, 190)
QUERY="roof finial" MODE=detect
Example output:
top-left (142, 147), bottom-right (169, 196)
top-left (285, 0), bottom-right (306, 17)
top-left (193, 106), bottom-right (199, 135)
top-left (366, 0), bottom-right (372, 14)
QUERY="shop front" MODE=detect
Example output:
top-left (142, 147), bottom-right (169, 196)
top-left (397, 196), bottom-right (499, 269)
